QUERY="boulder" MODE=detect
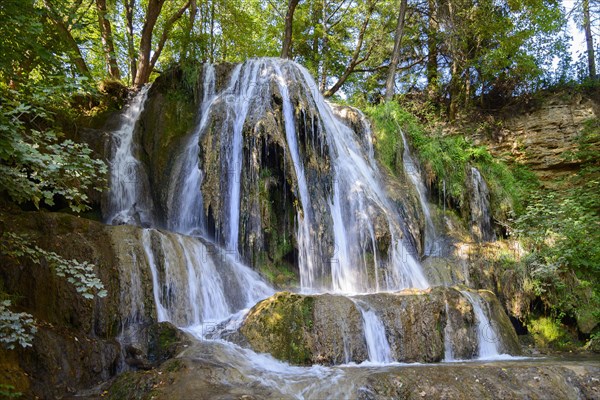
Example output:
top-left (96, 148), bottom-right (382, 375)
top-left (235, 287), bottom-right (520, 365)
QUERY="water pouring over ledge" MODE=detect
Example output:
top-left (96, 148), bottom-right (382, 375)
top-left (105, 58), bottom-right (521, 373)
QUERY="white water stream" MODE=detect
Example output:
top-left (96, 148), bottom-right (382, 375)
top-left (400, 130), bottom-right (439, 256)
top-left (105, 85), bottom-right (152, 226)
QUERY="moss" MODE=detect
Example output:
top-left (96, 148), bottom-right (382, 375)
top-left (527, 316), bottom-right (579, 350)
top-left (254, 165), bottom-right (299, 288)
top-left (107, 371), bottom-right (155, 400)
top-left (0, 349), bottom-right (29, 396)
top-left (365, 101), bottom-right (534, 226)
top-left (240, 292), bottom-right (314, 365)
top-left (163, 359), bottom-right (184, 373)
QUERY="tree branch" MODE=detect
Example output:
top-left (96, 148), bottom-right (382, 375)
top-left (149, 0), bottom-right (192, 70)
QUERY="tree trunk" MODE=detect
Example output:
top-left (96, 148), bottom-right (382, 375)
top-left (426, 0), bottom-right (438, 92)
top-left (148, 1), bottom-right (192, 71)
top-left (42, 0), bottom-right (91, 77)
top-left (134, 0), bottom-right (166, 87)
top-left (449, 59), bottom-right (459, 121)
top-left (210, 0), bottom-right (215, 63)
top-left (125, 0), bottom-right (137, 84)
top-left (319, 0), bottom-right (327, 92)
top-left (384, 0), bottom-right (408, 101)
top-left (281, 0), bottom-right (300, 58)
top-left (446, 0), bottom-right (459, 121)
top-left (186, 0), bottom-right (198, 60)
top-left (320, 36), bottom-right (329, 92)
top-left (583, 0), bottom-right (597, 79)
top-left (96, 0), bottom-right (121, 79)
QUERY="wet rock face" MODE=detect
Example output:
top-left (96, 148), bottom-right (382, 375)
top-left (198, 66), bottom-right (334, 271)
top-left (465, 166), bottom-right (495, 242)
top-left (356, 359), bottom-right (600, 400)
top-left (98, 340), bottom-right (600, 400)
top-left (0, 210), bottom-right (122, 396)
top-left (120, 60), bottom-right (426, 291)
top-left (234, 287), bottom-right (520, 365)
top-left (330, 103), bottom-right (425, 257)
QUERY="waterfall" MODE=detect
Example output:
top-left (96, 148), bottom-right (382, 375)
top-left (168, 64), bottom-right (216, 236)
top-left (296, 63), bottom-right (429, 292)
top-left (182, 58), bottom-right (428, 293)
top-left (116, 243), bottom-right (147, 367)
top-left (400, 131), bottom-right (439, 256)
top-left (105, 58), bottom-right (436, 371)
top-left (443, 299), bottom-right (455, 361)
top-left (353, 299), bottom-right (394, 363)
top-left (105, 85), bottom-right (152, 226)
top-left (469, 166), bottom-right (496, 242)
top-left (140, 228), bottom-right (273, 329)
top-left (271, 62), bottom-right (317, 290)
top-left (460, 291), bottom-right (501, 359)
top-left (105, 65), bottom-right (274, 340)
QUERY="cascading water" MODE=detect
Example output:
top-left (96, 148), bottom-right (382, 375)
top-left (105, 85), bottom-right (153, 226)
top-left (460, 290), bottom-right (502, 359)
top-left (271, 62), bottom-right (317, 290)
top-left (106, 65), bottom-right (274, 337)
top-left (296, 63), bottom-right (429, 292)
top-left (443, 299), bottom-right (455, 361)
top-left (140, 228), bottom-right (273, 328)
top-left (352, 299), bottom-right (394, 363)
top-left (105, 59), bottom-right (429, 366)
top-left (182, 58), bottom-right (428, 292)
top-left (167, 64), bottom-right (216, 235)
top-left (401, 130), bottom-right (439, 256)
top-left (469, 166), bottom-right (496, 242)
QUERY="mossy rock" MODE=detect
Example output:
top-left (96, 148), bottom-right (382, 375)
top-left (236, 288), bottom-right (519, 365)
top-left (240, 292), bottom-right (314, 365)
top-left (148, 322), bottom-right (190, 364)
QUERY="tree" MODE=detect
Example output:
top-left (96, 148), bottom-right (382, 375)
top-left (426, 0), bottom-right (439, 93)
top-left (0, 5), bottom-right (109, 346)
top-left (384, 0), bottom-right (408, 100)
top-left (430, 0), bottom-right (567, 119)
top-left (323, 0), bottom-right (379, 97)
top-left (125, 0), bottom-right (138, 83)
top-left (281, 0), bottom-right (301, 58)
top-left (96, 0), bottom-right (121, 79)
top-left (134, 0), bottom-right (165, 86)
top-left (582, 0), bottom-right (597, 79)
top-left (40, 0), bottom-right (92, 78)
top-left (134, 0), bottom-right (192, 86)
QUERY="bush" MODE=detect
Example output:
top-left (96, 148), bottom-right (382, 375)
top-left (365, 101), bottom-right (531, 222)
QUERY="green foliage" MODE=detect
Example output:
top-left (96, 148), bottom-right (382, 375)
top-left (0, 300), bottom-right (36, 350)
top-left (0, 232), bottom-right (107, 300)
top-left (0, 84), bottom-right (107, 212)
top-left (365, 101), bottom-right (529, 218)
top-left (0, 231), bottom-right (107, 350)
top-left (0, 383), bottom-right (22, 398)
top-left (514, 117), bottom-right (600, 327)
top-left (527, 316), bottom-right (575, 349)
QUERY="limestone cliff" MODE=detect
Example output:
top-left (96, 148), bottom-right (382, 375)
top-left (474, 91), bottom-right (599, 186)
